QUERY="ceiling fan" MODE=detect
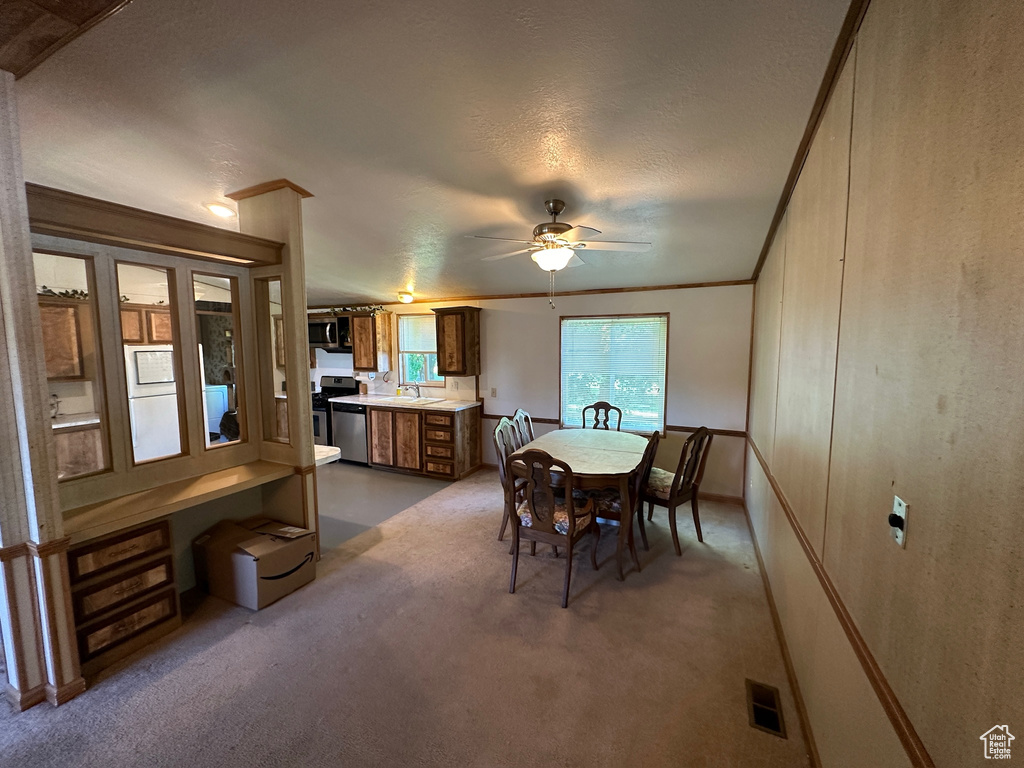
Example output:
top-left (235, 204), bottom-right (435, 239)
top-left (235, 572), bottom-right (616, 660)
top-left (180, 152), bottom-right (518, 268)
top-left (469, 199), bottom-right (652, 272)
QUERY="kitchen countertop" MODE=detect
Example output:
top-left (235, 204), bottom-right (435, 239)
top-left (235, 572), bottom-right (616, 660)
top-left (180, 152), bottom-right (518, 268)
top-left (327, 394), bottom-right (481, 412)
top-left (314, 445), bottom-right (341, 466)
top-left (51, 413), bottom-right (101, 429)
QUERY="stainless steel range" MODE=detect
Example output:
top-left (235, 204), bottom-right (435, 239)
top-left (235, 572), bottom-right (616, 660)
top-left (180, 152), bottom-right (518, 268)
top-left (312, 375), bottom-right (358, 447)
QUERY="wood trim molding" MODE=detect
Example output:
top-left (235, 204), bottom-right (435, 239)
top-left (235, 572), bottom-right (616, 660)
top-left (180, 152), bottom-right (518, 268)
top-left (226, 179), bottom-right (314, 201)
top-left (750, 0), bottom-right (872, 281)
top-left (741, 499), bottom-right (822, 767)
top-left (480, 412), bottom-right (747, 439)
top-left (309, 279), bottom-right (754, 309)
top-left (25, 184), bottom-right (284, 266)
top-left (747, 436), bottom-right (935, 767)
top-left (0, 542), bottom-right (30, 562)
top-left (6, 682), bottom-right (47, 712)
top-left (46, 677), bottom-right (87, 706)
top-left (698, 492), bottom-right (743, 506)
top-left (26, 537), bottom-right (71, 559)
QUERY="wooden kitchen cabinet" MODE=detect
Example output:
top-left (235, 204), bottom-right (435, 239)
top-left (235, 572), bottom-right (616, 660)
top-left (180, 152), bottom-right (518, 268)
top-left (369, 405), bottom-right (480, 479)
top-left (120, 304), bottom-right (172, 345)
top-left (54, 425), bottom-right (105, 480)
top-left (351, 311), bottom-right (393, 372)
top-left (39, 300), bottom-right (85, 379)
top-left (369, 407), bottom-right (422, 470)
top-left (433, 306), bottom-right (480, 376)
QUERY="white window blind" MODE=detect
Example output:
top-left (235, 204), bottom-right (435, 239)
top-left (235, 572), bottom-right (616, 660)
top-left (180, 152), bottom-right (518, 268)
top-left (560, 315), bottom-right (668, 432)
top-left (398, 314), bottom-right (443, 385)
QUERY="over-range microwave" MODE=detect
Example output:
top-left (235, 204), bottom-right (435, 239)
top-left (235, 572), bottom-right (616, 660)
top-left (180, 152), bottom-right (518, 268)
top-left (308, 316), bottom-right (353, 351)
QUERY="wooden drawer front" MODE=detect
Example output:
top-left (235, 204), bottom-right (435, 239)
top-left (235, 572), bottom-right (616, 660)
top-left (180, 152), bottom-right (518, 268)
top-left (424, 412), bottom-right (452, 428)
top-left (424, 428), bottom-right (452, 444)
top-left (70, 522), bottom-right (170, 583)
top-left (78, 588), bottom-right (177, 661)
top-left (424, 444), bottom-right (453, 460)
top-left (425, 460), bottom-right (454, 477)
top-left (74, 556), bottom-right (174, 622)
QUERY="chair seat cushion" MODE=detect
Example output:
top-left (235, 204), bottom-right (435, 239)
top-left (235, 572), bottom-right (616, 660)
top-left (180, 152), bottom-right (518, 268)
top-left (517, 501), bottom-right (592, 535)
top-left (573, 488), bottom-right (623, 516)
top-left (644, 467), bottom-right (676, 500)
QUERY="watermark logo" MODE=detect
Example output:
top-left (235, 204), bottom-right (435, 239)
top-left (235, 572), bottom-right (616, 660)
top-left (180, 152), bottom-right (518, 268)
top-left (980, 725), bottom-right (1014, 759)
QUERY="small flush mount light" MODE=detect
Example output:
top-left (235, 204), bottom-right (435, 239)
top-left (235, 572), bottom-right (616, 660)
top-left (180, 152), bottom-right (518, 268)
top-left (397, 291), bottom-right (414, 303)
top-left (205, 202), bottom-right (237, 218)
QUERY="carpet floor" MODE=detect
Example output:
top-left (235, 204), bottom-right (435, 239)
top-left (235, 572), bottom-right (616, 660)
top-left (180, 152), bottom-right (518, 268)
top-left (1, 470), bottom-right (809, 768)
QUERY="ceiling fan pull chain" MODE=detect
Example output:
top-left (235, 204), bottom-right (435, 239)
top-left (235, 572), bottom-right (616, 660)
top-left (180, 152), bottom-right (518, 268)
top-left (548, 270), bottom-right (556, 309)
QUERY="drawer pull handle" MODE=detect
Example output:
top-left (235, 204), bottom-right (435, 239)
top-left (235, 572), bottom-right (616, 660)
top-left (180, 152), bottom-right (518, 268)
top-left (106, 543), bottom-right (141, 559)
top-left (112, 579), bottom-right (144, 596)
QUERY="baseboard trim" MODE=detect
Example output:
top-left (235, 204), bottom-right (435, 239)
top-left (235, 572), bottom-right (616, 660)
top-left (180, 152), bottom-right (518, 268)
top-left (746, 437), bottom-right (935, 767)
top-left (742, 501), bottom-right (821, 767)
top-left (699, 492), bottom-right (743, 506)
top-left (5, 681), bottom-right (46, 711)
top-left (45, 676), bottom-right (86, 706)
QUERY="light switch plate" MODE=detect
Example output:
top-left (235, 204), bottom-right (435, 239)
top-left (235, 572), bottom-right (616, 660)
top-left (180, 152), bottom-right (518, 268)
top-left (891, 496), bottom-right (908, 548)
top-left (490, 387), bottom-right (497, 398)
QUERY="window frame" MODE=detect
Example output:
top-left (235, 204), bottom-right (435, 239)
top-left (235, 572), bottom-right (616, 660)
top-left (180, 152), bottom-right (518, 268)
top-left (558, 312), bottom-right (670, 434)
top-left (397, 313), bottom-right (444, 388)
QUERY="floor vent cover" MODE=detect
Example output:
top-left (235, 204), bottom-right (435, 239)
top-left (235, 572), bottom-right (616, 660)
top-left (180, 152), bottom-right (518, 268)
top-left (745, 679), bottom-right (787, 738)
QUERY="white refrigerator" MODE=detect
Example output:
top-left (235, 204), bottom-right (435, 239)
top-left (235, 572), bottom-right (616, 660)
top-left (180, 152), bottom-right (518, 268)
top-left (124, 345), bottom-right (181, 462)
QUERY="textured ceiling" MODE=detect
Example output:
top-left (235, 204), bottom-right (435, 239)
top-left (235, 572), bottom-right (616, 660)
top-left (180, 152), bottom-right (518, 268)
top-left (14, 0), bottom-right (849, 304)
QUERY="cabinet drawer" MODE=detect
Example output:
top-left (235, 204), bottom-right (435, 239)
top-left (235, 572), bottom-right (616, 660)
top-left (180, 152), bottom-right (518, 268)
top-left (425, 460), bottom-right (454, 477)
top-left (69, 521), bottom-right (170, 583)
top-left (424, 428), bottom-right (453, 443)
top-left (423, 412), bottom-right (452, 428)
top-left (77, 587), bottom-right (177, 661)
top-left (73, 556), bottom-right (174, 622)
top-left (424, 444), bottom-right (453, 460)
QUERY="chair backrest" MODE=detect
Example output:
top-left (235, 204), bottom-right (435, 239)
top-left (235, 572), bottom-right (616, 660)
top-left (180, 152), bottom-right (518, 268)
top-left (492, 416), bottom-right (519, 486)
top-left (629, 432), bottom-right (661, 514)
top-left (510, 449), bottom-right (583, 537)
top-left (512, 408), bottom-right (534, 446)
top-left (582, 401), bottom-right (622, 431)
top-left (672, 428), bottom-right (712, 495)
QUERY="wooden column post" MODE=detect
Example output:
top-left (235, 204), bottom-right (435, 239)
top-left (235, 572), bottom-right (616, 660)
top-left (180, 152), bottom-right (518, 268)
top-left (0, 70), bottom-right (85, 709)
top-left (228, 180), bottom-right (318, 536)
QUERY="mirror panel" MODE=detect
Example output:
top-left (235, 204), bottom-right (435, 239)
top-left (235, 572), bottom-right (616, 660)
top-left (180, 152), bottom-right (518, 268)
top-left (256, 277), bottom-right (288, 443)
top-left (116, 263), bottom-right (185, 463)
top-left (34, 252), bottom-right (111, 480)
top-left (194, 274), bottom-right (244, 448)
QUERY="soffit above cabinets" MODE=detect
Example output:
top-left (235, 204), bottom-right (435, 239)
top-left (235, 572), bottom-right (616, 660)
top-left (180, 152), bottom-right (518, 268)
top-left (15, 0), bottom-right (849, 303)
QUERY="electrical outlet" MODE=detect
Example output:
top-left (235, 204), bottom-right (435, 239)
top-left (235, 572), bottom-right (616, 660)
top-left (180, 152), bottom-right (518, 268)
top-left (490, 387), bottom-right (497, 398)
top-left (889, 496), bottom-right (908, 548)
top-left (451, 380), bottom-right (459, 391)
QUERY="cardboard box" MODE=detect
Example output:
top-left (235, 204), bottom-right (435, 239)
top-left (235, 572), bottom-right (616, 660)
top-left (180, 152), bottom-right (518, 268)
top-left (193, 518), bottom-right (316, 610)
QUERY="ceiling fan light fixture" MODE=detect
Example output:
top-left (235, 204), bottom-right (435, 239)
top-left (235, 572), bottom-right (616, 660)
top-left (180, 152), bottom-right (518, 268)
top-left (531, 246), bottom-right (574, 272)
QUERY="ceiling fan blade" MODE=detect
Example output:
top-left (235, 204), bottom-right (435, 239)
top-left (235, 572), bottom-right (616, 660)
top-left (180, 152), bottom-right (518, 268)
top-left (566, 254), bottom-right (586, 268)
top-left (575, 240), bottom-right (652, 252)
top-left (467, 235), bottom-right (538, 245)
top-left (562, 225), bottom-right (602, 242)
top-left (481, 248), bottom-right (534, 262)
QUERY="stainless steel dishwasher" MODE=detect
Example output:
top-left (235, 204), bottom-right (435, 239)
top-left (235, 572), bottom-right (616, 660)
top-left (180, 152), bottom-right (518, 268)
top-left (331, 402), bottom-right (368, 464)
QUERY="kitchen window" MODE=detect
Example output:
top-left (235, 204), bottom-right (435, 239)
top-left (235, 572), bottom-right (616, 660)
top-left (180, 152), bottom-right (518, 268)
top-left (560, 314), bottom-right (669, 432)
top-left (398, 314), bottom-right (444, 387)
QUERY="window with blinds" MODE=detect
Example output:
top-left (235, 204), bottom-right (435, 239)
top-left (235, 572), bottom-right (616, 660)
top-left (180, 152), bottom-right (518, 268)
top-left (560, 314), bottom-right (668, 432)
top-left (398, 314), bottom-right (444, 386)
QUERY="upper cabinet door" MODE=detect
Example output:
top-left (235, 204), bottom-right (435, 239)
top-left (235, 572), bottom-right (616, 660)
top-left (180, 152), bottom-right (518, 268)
top-left (433, 306), bottom-right (480, 376)
top-left (351, 312), bottom-right (393, 372)
top-left (146, 309), bottom-right (173, 343)
top-left (120, 308), bottom-right (145, 344)
top-left (39, 301), bottom-right (84, 379)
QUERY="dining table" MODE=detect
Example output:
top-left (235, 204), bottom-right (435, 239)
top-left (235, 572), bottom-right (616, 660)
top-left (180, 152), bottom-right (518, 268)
top-left (510, 428), bottom-right (649, 580)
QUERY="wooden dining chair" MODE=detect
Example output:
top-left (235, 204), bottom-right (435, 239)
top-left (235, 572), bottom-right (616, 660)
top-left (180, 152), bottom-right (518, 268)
top-left (580, 432), bottom-right (660, 570)
top-left (582, 401), bottom-right (622, 431)
top-left (506, 449), bottom-right (598, 608)
top-left (512, 408), bottom-right (534, 446)
top-left (494, 417), bottom-right (523, 541)
top-left (642, 428), bottom-right (712, 555)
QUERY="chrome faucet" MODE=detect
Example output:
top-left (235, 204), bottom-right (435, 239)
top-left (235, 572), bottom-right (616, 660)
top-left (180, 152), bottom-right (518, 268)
top-left (406, 382), bottom-right (421, 398)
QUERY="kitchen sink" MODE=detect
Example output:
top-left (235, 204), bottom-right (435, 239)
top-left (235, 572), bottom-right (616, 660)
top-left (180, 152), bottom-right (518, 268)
top-left (377, 396), bottom-right (446, 405)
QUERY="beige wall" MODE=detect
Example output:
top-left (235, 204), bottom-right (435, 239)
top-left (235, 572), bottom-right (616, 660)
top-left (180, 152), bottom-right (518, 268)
top-left (383, 284), bottom-right (753, 498)
top-left (745, 0), bottom-right (1024, 765)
